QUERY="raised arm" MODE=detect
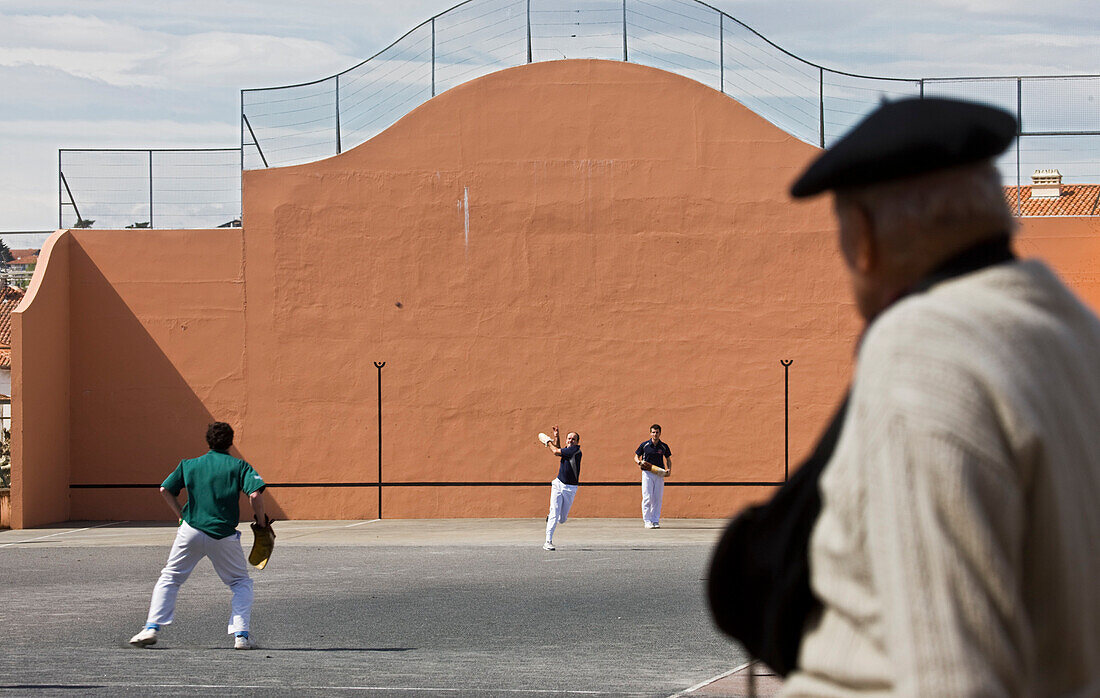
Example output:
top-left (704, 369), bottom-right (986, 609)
top-left (546, 425), bottom-right (563, 456)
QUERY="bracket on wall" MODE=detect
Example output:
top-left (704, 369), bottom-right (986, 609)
top-left (374, 361), bottom-right (386, 518)
top-left (781, 360), bottom-right (793, 481)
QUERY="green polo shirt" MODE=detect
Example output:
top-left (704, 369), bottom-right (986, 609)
top-left (161, 450), bottom-right (266, 539)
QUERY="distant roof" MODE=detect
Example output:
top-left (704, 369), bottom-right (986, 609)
top-left (1004, 184), bottom-right (1100, 216)
top-left (8, 249), bottom-right (39, 258)
top-left (0, 284), bottom-right (27, 369)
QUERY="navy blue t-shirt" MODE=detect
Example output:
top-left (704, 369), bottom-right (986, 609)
top-left (556, 445), bottom-right (582, 485)
top-left (636, 439), bottom-right (672, 466)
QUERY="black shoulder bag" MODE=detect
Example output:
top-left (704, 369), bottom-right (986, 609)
top-left (706, 397), bottom-right (847, 675)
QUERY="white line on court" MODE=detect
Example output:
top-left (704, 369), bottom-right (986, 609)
top-left (0, 520), bottom-right (129, 549)
top-left (10, 683), bottom-right (647, 695)
top-left (344, 519), bottom-right (382, 527)
top-left (666, 661), bottom-right (752, 697)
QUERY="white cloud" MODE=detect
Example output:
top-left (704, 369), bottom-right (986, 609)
top-left (4, 0), bottom-right (1100, 232)
top-left (0, 14), bottom-right (166, 87)
top-left (0, 13), bottom-right (361, 89)
top-left (151, 31), bottom-right (359, 88)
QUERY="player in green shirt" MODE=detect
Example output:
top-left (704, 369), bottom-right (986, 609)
top-left (129, 422), bottom-right (268, 650)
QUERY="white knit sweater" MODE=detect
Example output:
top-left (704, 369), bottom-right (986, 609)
top-left (782, 260), bottom-right (1100, 697)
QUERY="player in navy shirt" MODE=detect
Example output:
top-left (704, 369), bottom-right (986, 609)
top-left (635, 424), bottom-right (672, 528)
top-left (542, 425), bottom-right (581, 550)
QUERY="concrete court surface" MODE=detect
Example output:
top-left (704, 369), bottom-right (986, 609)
top-left (0, 518), bottom-right (763, 697)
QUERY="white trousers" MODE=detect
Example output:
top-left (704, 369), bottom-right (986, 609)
top-left (641, 470), bottom-right (665, 524)
top-left (146, 521), bottom-right (253, 634)
top-left (545, 478), bottom-right (578, 543)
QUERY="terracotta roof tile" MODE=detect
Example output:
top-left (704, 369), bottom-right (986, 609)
top-left (1004, 185), bottom-right (1100, 216)
top-left (0, 285), bottom-right (27, 350)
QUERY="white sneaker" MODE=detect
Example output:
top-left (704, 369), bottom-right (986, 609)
top-left (543, 541), bottom-right (555, 551)
top-left (234, 634), bottom-right (255, 650)
top-left (644, 522), bottom-right (655, 529)
top-left (652, 522), bottom-right (660, 529)
top-left (129, 627), bottom-right (158, 648)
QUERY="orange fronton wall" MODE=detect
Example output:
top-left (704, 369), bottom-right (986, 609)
top-left (237, 58), bottom-right (855, 521)
top-left (12, 59), bottom-right (1100, 527)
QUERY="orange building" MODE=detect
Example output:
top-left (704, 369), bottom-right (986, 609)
top-left (11, 60), bottom-right (1100, 528)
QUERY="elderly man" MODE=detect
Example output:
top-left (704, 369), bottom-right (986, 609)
top-left (712, 98), bottom-right (1100, 695)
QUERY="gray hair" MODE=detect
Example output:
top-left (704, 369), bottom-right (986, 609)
top-left (836, 160), bottom-right (1015, 267)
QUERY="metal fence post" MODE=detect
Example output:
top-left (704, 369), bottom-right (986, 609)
top-left (335, 74), bottom-right (342, 155)
top-left (239, 90), bottom-right (244, 211)
top-left (622, 0), bottom-right (628, 62)
top-left (57, 150), bottom-right (62, 229)
top-left (148, 150), bottom-right (154, 229)
top-left (819, 68), bottom-right (825, 148)
top-left (431, 17), bottom-right (437, 97)
top-left (526, 0), bottom-right (532, 63)
top-left (1017, 77), bottom-right (1023, 214)
top-left (719, 12), bottom-right (724, 94)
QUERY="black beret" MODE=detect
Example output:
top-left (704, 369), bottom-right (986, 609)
top-left (790, 97), bottom-right (1017, 198)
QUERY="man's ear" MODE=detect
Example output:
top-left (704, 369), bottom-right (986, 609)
top-left (849, 203), bottom-right (877, 274)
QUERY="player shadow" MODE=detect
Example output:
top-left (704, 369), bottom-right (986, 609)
top-left (573, 547), bottom-right (664, 552)
top-left (129, 646), bottom-right (415, 652)
top-left (66, 240), bottom-right (220, 491)
top-left (0, 690), bottom-right (106, 694)
top-left (259, 647), bottom-right (416, 653)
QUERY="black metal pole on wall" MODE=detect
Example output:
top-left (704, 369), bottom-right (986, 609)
top-left (526, 0), bottom-right (532, 63)
top-left (622, 0), bottom-right (628, 62)
top-left (374, 361), bottom-right (385, 518)
top-left (781, 359), bottom-right (793, 481)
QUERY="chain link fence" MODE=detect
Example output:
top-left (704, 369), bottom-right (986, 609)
top-left (58, 148), bottom-right (241, 230)
top-left (60, 0), bottom-right (1100, 226)
top-left (242, 0), bottom-right (1100, 209)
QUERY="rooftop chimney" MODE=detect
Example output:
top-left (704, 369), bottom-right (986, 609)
top-left (1031, 169), bottom-right (1062, 199)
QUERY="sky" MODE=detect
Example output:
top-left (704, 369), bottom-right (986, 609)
top-left (2, 0), bottom-right (1099, 247)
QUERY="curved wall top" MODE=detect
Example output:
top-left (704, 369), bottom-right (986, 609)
top-left (240, 0), bottom-right (1100, 199)
top-left (242, 0), bottom-right (918, 170)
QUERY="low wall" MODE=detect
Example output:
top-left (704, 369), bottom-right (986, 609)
top-left (12, 230), bottom-right (71, 528)
top-left (0, 488), bottom-right (10, 528)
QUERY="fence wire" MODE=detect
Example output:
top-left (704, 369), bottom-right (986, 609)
top-left (59, 149), bottom-right (241, 230)
top-left (63, 0), bottom-right (1100, 227)
top-left (243, 0), bottom-right (1100, 179)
